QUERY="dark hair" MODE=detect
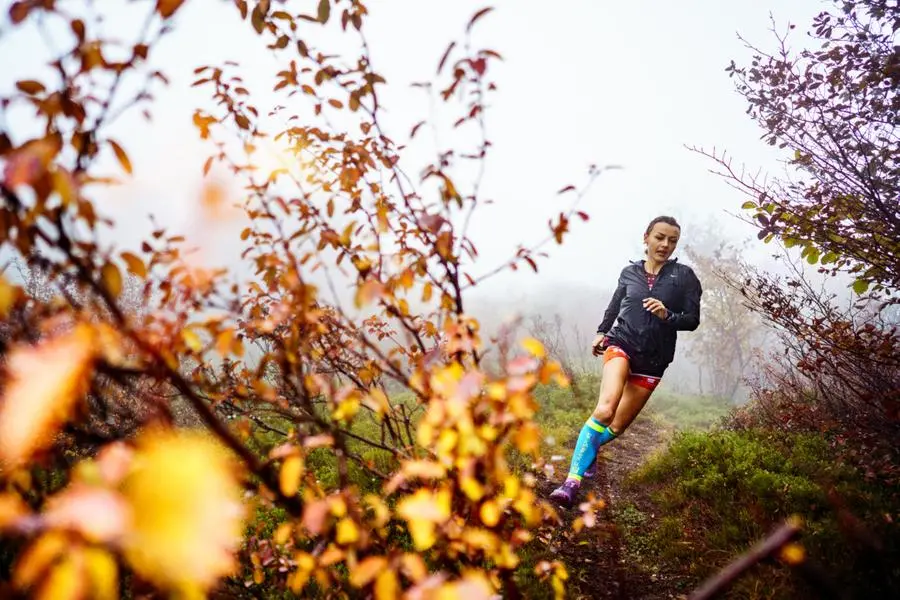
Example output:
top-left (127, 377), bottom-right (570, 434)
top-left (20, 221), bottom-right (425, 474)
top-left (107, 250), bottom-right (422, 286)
top-left (644, 215), bottom-right (680, 236)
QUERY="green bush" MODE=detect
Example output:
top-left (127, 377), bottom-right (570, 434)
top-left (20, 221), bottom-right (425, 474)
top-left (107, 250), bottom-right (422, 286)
top-left (623, 429), bottom-right (900, 598)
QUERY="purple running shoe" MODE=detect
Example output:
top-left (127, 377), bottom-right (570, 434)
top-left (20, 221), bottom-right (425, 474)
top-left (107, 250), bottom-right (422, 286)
top-left (548, 479), bottom-right (581, 507)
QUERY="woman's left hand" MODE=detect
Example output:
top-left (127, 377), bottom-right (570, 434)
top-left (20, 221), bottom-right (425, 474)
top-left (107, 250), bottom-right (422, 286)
top-left (643, 297), bottom-right (668, 319)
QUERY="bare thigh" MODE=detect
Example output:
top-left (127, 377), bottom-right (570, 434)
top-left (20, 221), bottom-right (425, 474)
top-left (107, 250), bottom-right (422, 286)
top-left (608, 381), bottom-right (655, 433)
top-left (591, 356), bottom-right (630, 424)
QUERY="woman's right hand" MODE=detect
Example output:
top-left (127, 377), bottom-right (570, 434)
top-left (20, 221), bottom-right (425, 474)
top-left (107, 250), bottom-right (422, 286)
top-left (591, 334), bottom-right (607, 356)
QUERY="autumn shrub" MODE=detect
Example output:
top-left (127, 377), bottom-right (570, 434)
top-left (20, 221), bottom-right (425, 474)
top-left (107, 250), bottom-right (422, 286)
top-left (622, 429), bottom-right (900, 598)
top-left (0, 1), bottom-right (606, 598)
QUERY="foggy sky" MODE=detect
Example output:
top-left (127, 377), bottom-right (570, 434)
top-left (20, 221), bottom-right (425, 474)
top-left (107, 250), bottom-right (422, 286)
top-left (0, 0), bottom-right (828, 307)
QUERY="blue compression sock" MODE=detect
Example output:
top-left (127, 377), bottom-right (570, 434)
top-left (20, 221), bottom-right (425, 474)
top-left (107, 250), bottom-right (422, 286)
top-left (566, 417), bottom-right (617, 482)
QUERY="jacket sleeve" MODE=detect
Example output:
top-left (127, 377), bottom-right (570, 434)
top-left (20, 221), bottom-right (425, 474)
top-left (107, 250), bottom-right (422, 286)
top-left (664, 266), bottom-right (702, 331)
top-left (596, 273), bottom-right (626, 334)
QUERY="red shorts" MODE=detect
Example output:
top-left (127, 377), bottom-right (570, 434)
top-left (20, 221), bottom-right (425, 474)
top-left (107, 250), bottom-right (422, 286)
top-left (603, 345), bottom-right (662, 391)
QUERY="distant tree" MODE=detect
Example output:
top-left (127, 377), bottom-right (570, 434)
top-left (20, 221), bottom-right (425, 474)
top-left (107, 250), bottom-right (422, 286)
top-left (682, 236), bottom-right (767, 401)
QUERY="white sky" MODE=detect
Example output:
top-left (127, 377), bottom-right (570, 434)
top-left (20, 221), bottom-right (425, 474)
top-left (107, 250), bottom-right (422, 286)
top-left (0, 0), bottom-right (829, 305)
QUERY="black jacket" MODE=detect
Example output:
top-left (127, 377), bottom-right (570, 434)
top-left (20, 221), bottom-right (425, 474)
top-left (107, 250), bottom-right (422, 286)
top-left (596, 258), bottom-right (702, 371)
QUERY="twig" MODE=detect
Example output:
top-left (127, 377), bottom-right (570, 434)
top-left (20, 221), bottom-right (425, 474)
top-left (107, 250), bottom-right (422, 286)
top-left (689, 518), bottom-right (801, 600)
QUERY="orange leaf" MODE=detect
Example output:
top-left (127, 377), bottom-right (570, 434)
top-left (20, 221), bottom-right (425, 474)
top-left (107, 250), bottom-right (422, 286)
top-left (0, 493), bottom-right (30, 530)
top-left (108, 140), bottom-right (132, 175)
top-left (16, 80), bottom-right (45, 95)
top-left (13, 531), bottom-right (68, 590)
top-left (0, 326), bottom-right (96, 467)
top-left (101, 262), bottom-right (122, 298)
top-left (121, 252), bottom-right (147, 278)
top-left (350, 556), bottom-right (387, 587)
top-left (374, 569), bottom-right (399, 600)
top-left (354, 279), bottom-right (385, 309)
top-left (156, 0), bottom-right (186, 18)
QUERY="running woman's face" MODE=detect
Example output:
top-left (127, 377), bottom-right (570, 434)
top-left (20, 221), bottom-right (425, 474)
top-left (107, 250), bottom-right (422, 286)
top-left (644, 223), bottom-right (680, 261)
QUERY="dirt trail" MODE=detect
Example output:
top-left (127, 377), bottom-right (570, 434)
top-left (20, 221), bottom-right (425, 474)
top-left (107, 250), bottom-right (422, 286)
top-left (535, 416), bottom-right (676, 600)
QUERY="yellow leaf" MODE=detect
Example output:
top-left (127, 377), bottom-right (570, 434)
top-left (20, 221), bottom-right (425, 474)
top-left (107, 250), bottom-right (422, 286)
top-left (37, 553), bottom-right (84, 600)
top-left (181, 328), bottom-right (204, 353)
top-left (289, 552), bottom-right (315, 593)
top-left (406, 519), bottom-right (436, 551)
top-left (479, 499), bottom-right (501, 528)
top-left (279, 455), bottom-right (304, 497)
top-left (83, 547), bottom-right (118, 600)
top-left (374, 569), bottom-right (399, 600)
top-left (156, 0), bottom-right (186, 19)
top-left (485, 382), bottom-right (506, 400)
top-left (521, 336), bottom-right (546, 358)
top-left (459, 476), bottom-right (484, 502)
top-left (397, 488), bottom-right (451, 551)
top-left (120, 429), bottom-right (246, 595)
top-left (108, 140), bottom-right (132, 175)
top-left (0, 326), bottom-right (96, 467)
top-left (329, 496), bottom-right (347, 518)
top-left (101, 262), bottom-right (122, 298)
top-left (274, 523), bottom-right (293, 546)
top-left (121, 251), bottom-right (147, 278)
top-left (332, 394), bottom-right (360, 422)
top-left (336, 517), bottom-right (359, 545)
top-left (422, 282), bottom-right (433, 302)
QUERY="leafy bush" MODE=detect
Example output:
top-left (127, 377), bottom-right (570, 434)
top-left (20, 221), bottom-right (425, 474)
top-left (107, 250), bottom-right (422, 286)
top-left (0, 1), bottom-right (596, 598)
top-left (623, 429), bottom-right (900, 598)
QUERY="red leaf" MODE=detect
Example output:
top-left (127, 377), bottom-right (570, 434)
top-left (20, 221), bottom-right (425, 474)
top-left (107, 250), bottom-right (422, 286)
top-left (437, 41), bottom-right (456, 74)
top-left (466, 7), bottom-right (494, 32)
top-left (410, 121), bottom-right (426, 139)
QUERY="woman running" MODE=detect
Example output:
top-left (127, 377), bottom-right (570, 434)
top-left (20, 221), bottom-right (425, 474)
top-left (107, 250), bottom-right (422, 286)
top-left (549, 215), bottom-right (702, 507)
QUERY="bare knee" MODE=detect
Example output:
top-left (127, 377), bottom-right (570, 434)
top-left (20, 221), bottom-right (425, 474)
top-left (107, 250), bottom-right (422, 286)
top-left (591, 396), bottom-right (616, 424)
